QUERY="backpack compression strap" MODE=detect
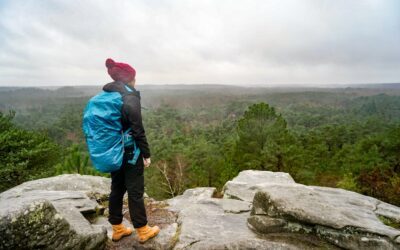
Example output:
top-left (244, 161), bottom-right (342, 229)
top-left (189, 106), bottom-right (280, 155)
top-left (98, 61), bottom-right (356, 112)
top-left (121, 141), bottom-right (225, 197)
top-left (122, 128), bottom-right (141, 165)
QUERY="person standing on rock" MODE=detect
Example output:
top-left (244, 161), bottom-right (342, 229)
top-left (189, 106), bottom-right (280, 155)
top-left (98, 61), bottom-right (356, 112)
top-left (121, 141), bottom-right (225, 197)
top-left (103, 58), bottom-right (160, 243)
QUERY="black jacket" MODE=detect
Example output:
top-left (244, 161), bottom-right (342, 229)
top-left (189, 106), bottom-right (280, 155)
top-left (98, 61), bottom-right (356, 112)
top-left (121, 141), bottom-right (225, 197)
top-left (103, 81), bottom-right (151, 158)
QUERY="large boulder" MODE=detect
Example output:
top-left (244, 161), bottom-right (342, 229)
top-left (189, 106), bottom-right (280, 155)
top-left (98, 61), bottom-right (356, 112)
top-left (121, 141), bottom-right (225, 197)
top-left (247, 177), bottom-right (400, 249)
top-left (167, 187), bottom-right (217, 210)
top-left (0, 174), bottom-right (110, 249)
top-left (222, 170), bottom-right (295, 202)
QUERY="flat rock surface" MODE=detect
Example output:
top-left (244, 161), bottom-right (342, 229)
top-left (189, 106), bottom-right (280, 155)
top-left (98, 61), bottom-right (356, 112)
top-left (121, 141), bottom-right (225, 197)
top-left (3, 174), bottom-right (111, 193)
top-left (1, 174), bottom-right (111, 198)
top-left (167, 187), bottom-right (217, 210)
top-left (166, 187), bottom-right (334, 250)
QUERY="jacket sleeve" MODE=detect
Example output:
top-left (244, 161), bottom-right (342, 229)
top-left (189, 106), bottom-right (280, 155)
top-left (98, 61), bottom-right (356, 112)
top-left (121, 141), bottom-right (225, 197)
top-left (122, 95), bottom-right (151, 158)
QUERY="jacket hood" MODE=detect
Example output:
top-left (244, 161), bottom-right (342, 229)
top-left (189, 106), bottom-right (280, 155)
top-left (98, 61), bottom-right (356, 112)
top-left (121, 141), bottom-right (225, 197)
top-left (102, 81), bottom-right (140, 99)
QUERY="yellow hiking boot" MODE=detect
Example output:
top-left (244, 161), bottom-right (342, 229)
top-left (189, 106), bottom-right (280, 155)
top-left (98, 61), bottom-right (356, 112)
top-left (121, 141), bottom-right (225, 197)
top-left (135, 224), bottom-right (160, 243)
top-left (112, 224), bottom-right (133, 241)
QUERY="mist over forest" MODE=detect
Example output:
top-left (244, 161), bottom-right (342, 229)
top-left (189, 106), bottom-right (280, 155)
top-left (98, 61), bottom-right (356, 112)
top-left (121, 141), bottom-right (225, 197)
top-left (1, 83), bottom-right (399, 206)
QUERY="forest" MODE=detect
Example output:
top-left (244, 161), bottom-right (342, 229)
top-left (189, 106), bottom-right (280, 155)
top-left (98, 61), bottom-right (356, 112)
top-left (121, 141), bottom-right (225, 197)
top-left (0, 84), bottom-right (399, 206)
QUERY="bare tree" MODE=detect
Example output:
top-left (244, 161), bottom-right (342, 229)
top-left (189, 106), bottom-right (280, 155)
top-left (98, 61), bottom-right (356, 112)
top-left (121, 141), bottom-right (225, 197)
top-left (155, 155), bottom-right (187, 197)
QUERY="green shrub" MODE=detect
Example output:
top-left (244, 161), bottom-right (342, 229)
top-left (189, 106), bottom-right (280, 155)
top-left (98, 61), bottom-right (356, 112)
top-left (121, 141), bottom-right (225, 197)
top-left (337, 173), bottom-right (361, 192)
top-left (0, 111), bottom-right (61, 192)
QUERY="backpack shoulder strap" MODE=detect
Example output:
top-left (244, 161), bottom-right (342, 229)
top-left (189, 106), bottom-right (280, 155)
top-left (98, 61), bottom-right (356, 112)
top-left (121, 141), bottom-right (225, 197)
top-left (120, 85), bottom-right (141, 99)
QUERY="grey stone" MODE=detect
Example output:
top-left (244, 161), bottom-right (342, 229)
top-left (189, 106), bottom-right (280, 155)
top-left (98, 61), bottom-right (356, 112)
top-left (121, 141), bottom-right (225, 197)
top-left (166, 186), bottom-right (324, 250)
top-left (3, 170), bottom-right (400, 250)
top-left (0, 200), bottom-right (106, 250)
top-left (250, 183), bottom-right (400, 249)
top-left (167, 187), bottom-right (216, 211)
top-left (0, 190), bottom-right (99, 217)
top-left (314, 225), bottom-right (397, 250)
top-left (222, 170), bottom-right (295, 202)
top-left (174, 201), bottom-right (289, 250)
top-left (248, 215), bottom-right (287, 233)
top-left (188, 238), bottom-right (301, 250)
top-left (2, 174), bottom-right (111, 198)
top-left (198, 198), bottom-right (252, 214)
top-left (0, 174), bottom-right (110, 249)
top-left (375, 201), bottom-right (400, 223)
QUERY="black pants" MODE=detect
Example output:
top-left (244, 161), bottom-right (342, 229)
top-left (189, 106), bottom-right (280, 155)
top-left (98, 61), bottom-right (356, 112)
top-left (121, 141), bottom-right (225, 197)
top-left (108, 152), bottom-right (148, 228)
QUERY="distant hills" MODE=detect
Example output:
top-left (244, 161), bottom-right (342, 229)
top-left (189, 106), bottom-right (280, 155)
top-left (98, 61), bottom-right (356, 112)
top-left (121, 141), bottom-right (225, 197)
top-left (348, 83), bottom-right (400, 89)
top-left (1, 82), bottom-right (399, 93)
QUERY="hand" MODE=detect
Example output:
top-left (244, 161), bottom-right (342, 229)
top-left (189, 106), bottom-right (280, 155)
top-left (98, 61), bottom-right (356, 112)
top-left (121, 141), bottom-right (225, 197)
top-left (143, 158), bottom-right (151, 168)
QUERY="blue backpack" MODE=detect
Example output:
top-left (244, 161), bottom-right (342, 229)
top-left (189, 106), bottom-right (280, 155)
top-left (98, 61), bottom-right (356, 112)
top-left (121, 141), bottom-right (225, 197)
top-left (82, 86), bottom-right (140, 173)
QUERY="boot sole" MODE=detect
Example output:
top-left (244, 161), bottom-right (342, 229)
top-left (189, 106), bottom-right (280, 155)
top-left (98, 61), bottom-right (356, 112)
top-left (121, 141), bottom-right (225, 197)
top-left (112, 231), bottom-right (133, 242)
top-left (138, 229), bottom-right (160, 244)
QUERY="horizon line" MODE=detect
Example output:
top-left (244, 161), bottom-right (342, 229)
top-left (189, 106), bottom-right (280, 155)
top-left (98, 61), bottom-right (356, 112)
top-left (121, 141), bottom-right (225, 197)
top-left (1, 82), bottom-right (400, 89)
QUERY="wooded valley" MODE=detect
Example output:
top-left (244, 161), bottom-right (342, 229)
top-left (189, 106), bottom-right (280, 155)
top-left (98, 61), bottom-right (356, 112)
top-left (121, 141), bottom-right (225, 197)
top-left (1, 84), bottom-right (399, 205)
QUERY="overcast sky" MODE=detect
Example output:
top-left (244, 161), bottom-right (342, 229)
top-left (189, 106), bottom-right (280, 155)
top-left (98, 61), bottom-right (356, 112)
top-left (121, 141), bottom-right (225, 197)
top-left (0, 0), bottom-right (399, 87)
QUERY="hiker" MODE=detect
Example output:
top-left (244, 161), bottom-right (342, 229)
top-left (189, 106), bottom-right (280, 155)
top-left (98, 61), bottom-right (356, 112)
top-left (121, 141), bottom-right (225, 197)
top-left (102, 58), bottom-right (160, 243)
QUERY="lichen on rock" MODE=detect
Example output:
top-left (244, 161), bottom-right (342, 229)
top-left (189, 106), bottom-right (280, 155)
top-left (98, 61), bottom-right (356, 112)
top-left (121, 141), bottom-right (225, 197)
top-left (0, 174), bottom-right (109, 250)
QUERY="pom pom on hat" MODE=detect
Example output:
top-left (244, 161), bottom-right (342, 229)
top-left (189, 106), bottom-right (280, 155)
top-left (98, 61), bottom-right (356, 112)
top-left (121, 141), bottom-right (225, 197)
top-left (105, 58), bottom-right (136, 83)
top-left (105, 58), bottom-right (115, 68)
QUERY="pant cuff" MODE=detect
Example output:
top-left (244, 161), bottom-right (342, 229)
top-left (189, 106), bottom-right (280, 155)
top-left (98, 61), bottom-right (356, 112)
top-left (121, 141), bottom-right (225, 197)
top-left (108, 218), bottom-right (123, 225)
top-left (133, 221), bottom-right (148, 228)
